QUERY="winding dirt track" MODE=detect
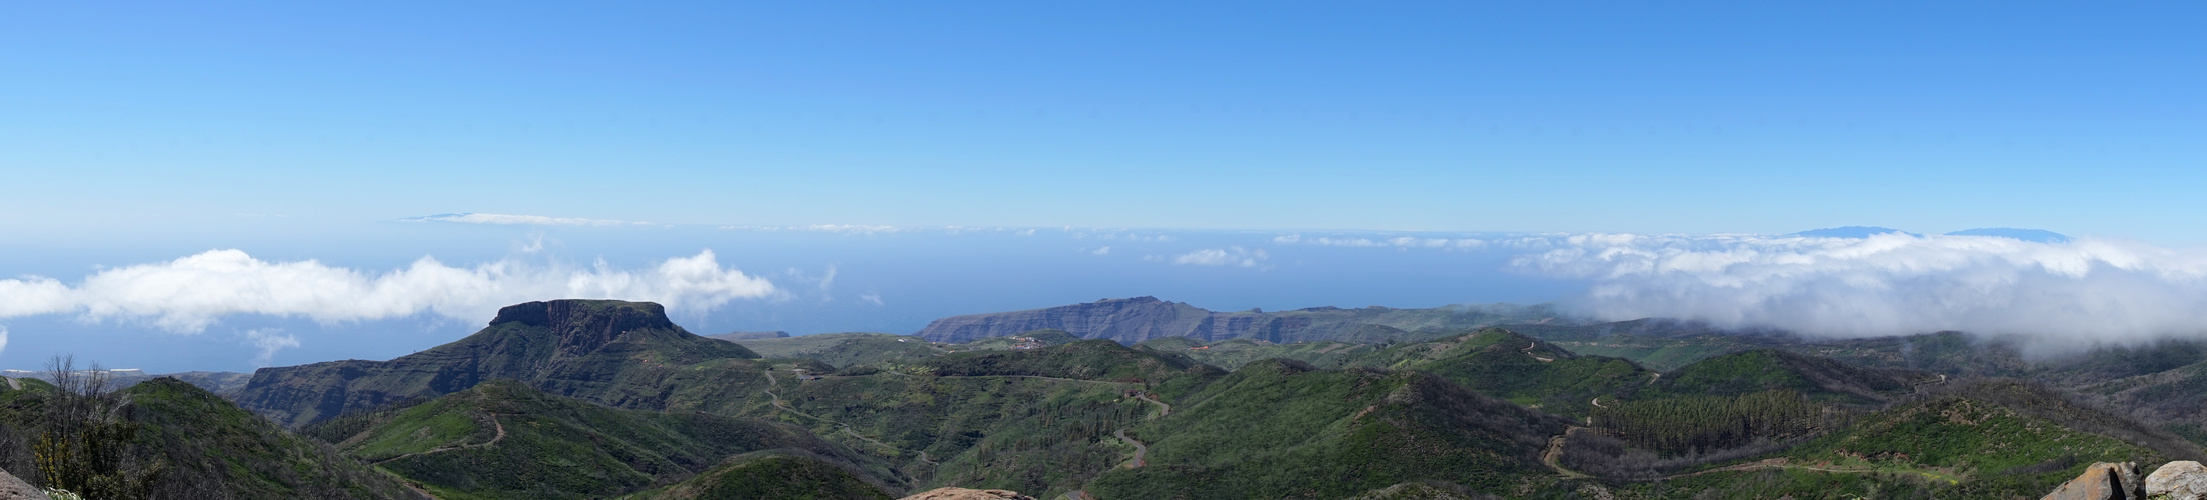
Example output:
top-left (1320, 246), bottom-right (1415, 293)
top-left (1541, 426), bottom-right (1592, 479)
top-left (372, 413), bottom-right (507, 465)
top-left (1523, 342), bottom-right (1555, 363)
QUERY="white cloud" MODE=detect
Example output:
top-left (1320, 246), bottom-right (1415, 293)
top-left (1275, 234), bottom-right (1486, 250)
top-left (0, 249), bottom-right (776, 332)
top-left (1093, 247), bottom-right (1111, 256)
top-left (244, 329), bottom-right (299, 367)
top-left (403, 213), bottom-right (646, 226)
top-left (1511, 232), bottom-right (2207, 348)
top-left (1172, 247), bottom-right (1269, 268)
top-left (859, 292), bottom-right (885, 306)
top-left (0, 327), bottom-right (9, 357)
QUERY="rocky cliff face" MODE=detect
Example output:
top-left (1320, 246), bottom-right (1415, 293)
top-left (233, 299), bottom-right (767, 428)
top-left (913, 297), bottom-right (1519, 344)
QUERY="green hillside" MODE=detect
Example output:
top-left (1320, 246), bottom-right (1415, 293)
top-left (121, 378), bottom-right (420, 499)
top-left (633, 451), bottom-right (895, 500)
top-left (319, 379), bottom-right (892, 500)
top-left (234, 300), bottom-right (774, 427)
top-left (1603, 381), bottom-right (2184, 499)
top-left (742, 342), bottom-right (1202, 497)
top-left (1084, 360), bottom-right (1568, 499)
top-left (727, 333), bottom-right (949, 368)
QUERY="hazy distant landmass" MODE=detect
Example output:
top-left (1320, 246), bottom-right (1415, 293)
top-left (1945, 227), bottom-right (2073, 243)
top-left (911, 296), bottom-right (1559, 344)
top-left (707, 330), bottom-right (792, 341)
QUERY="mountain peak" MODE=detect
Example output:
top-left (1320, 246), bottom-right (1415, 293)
top-left (491, 299), bottom-right (679, 353)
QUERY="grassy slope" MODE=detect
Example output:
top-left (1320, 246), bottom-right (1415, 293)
top-left (329, 379), bottom-right (888, 500)
top-left (1379, 329), bottom-right (1654, 417)
top-left (1648, 349), bottom-right (1933, 404)
top-left (744, 340), bottom-right (1215, 497)
top-left (633, 451), bottom-right (894, 500)
top-left (1085, 360), bottom-right (1568, 500)
top-left (729, 333), bottom-right (949, 368)
top-left (120, 378), bottom-right (419, 499)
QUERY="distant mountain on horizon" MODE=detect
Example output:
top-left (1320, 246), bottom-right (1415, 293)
top-left (1945, 227), bottom-right (2072, 243)
top-left (910, 296), bottom-right (1562, 344)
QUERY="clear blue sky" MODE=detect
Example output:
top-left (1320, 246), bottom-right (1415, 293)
top-left (4, 2), bottom-right (2207, 372)
top-left (5, 1), bottom-right (2203, 241)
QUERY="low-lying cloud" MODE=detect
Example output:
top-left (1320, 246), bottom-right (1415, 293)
top-left (0, 249), bottom-right (776, 332)
top-left (1274, 234), bottom-right (1487, 249)
top-left (1511, 233), bottom-right (2207, 345)
top-left (403, 213), bottom-right (648, 226)
top-left (1174, 247), bottom-right (1269, 268)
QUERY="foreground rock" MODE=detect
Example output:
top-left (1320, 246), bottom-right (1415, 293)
top-left (2043, 461), bottom-right (2144, 500)
top-left (896, 488), bottom-right (1036, 500)
top-left (2149, 461), bottom-right (2207, 500)
top-left (0, 467), bottom-right (49, 500)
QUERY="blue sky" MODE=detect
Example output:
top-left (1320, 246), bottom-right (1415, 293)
top-left (4, 2), bottom-right (2206, 371)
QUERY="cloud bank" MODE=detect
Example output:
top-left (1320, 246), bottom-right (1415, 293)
top-left (0, 249), bottom-right (776, 332)
top-left (1511, 233), bottom-right (2207, 345)
top-left (1174, 247), bottom-right (1269, 268)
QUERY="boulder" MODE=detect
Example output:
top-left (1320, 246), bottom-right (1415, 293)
top-left (2149, 461), bottom-right (2207, 500)
top-left (2043, 462), bottom-right (2144, 500)
top-left (897, 488), bottom-right (1037, 500)
top-left (0, 467), bottom-right (50, 500)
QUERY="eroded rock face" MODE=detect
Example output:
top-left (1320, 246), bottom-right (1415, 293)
top-left (896, 487), bottom-right (1036, 500)
top-left (0, 467), bottom-right (51, 500)
top-left (2042, 461), bottom-right (2144, 500)
top-left (2148, 461), bottom-right (2207, 500)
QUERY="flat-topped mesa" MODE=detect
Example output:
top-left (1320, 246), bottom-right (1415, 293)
top-left (234, 299), bottom-right (765, 428)
top-left (491, 300), bottom-right (679, 355)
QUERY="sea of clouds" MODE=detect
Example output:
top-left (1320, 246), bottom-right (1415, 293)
top-left (0, 249), bottom-right (776, 333)
top-left (1509, 232), bottom-right (2207, 346)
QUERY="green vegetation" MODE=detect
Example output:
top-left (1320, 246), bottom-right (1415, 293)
top-left (954, 329), bottom-right (1084, 351)
top-left (1146, 338), bottom-right (1382, 371)
top-left (727, 333), bottom-right (948, 368)
top-left (1650, 349), bottom-right (1928, 404)
top-left (1085, 360), bottom-right (1565, 499)
top-left (120, 378), bottom-right (415, 499)
top-left (1590, 390), bottom-right (1824, 452)
top-left (636, 451), bottom-right (893, 500)
top-left (920, 339), bottom-right (1225, 399)
top-left (319, 379), bottom-right (887, 500)
top-left (748, 364), bottom-right (1157, 497)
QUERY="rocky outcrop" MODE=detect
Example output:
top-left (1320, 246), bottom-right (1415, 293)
top-left (234, 300), bottom-right (768, 427)
top-left (2149, 461), bottom-right (2207, 500)
top-left (0, 467), bottom-right (48, 500)
top-left (896, 488), bottom-right (1035, 500)
top-left (913, 297), bottom-right (1509, 344)
top-left (2043, 461), bottom-right (2145, 500)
